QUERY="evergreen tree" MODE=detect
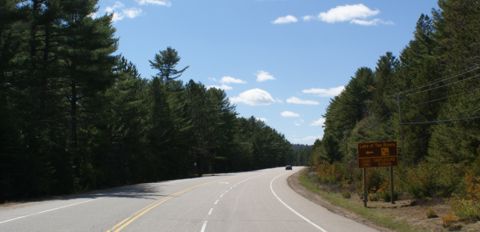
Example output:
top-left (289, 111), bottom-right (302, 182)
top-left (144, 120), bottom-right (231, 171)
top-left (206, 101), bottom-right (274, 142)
top-left (396, 14), bottom-right (440, 164)
top-left (149, 47), bottom-right (189, 82)
top-left (99, 56), bottom-right (149, 185)
top-left (429, 0), bottom-right (480, 164)
top-left (148, 77), bottom-right (174, 179)
top-left (185, 80), bottom-right (212, 174)
top-left (370, 52), bottom-right (398, 120)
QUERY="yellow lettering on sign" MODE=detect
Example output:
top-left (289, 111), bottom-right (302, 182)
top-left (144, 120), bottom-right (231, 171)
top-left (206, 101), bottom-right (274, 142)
top-left (381, 147), bottom-right (389, 156)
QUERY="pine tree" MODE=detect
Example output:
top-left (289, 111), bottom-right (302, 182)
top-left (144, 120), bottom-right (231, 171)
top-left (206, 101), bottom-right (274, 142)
top-left (370, 52), bottom-right (398, 120)
top-left (0, 1), bottom-right (28, 199)
top-left (396, 14), bottom-right (440, 164)
top-left (429, 0), bottom-right (480, 164)
top-left (185, 80), bottom-right (212, 174)
top-left (149, 47), bottom-right (189, 82)
top-left (148, 77), bottom-right (174, 179)
top-left (205, 87), bottom-right (237, 172)
top-left (98, 57), bottom-right (149, 185)
top-left (56, 0), bottom-right (117, 189)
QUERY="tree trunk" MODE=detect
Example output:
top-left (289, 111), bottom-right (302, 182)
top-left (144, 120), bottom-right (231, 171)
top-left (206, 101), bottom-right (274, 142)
top-left (70, 80), bottom-right (78, 150)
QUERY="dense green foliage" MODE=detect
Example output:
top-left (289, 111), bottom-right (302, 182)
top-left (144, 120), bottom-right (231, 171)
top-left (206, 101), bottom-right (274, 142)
top-left (310, 0), bottom-right (480, 214)
top-left (291, 144), bottom-right (311, 166)
top-left (0, 0), bottom-right (293, 201)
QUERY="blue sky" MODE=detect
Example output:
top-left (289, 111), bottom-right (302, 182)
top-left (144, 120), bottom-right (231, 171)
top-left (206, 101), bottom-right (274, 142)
top-left (96, 0), bottom-right (438, 145)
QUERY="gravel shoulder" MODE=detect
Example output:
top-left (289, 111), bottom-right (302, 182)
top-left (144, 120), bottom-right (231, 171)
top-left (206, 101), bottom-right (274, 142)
top-left (287, 168), bottom-right (392, 232)
top-left (287, 168), bottom-right (480, 232)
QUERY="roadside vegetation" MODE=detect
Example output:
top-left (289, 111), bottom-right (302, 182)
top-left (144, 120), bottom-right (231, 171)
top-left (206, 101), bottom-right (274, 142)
top-left (307, 0), bottom-right (480, 230)
top-left (298, 172), bottom-right (420, 232)
top-left (0, 0), bottom-right (309, 201)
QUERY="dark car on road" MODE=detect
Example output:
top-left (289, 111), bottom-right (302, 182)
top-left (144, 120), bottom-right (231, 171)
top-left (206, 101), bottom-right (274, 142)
top-left (285, 165), bottom-right (292, 170)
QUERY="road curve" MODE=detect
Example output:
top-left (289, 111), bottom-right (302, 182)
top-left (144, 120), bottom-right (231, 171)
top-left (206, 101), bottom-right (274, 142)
top-left (0, 167), bottom-right (377, 232)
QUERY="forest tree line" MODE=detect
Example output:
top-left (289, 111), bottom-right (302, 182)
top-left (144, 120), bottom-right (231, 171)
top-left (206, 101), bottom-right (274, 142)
top-left (0, 0), bottom-right (296, 201)
top-left (310, 0), bottom-right (480, 220)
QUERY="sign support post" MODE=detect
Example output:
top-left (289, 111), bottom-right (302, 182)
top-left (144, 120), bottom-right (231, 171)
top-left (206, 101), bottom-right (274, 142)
top-left (363, 167), bottom-right (367, 207)
top-left (390, 166), bottom-right (395, 204)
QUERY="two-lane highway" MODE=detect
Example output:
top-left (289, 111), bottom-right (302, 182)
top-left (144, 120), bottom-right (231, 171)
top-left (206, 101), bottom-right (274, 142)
top-left (0, 167), bottom-right (377, 232)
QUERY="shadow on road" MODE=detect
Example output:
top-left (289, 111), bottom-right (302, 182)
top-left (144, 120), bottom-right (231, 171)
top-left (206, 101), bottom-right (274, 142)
top-left (83, 183), bottom-right (167, 200)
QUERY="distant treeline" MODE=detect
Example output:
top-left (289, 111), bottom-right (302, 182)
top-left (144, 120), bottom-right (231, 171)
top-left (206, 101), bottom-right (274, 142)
top-left (309, 0), bottom-right (480, 219)
top-left (292, 144), bottom-right (311, 166)
top-left (0, 0), bottom-right (300, 201)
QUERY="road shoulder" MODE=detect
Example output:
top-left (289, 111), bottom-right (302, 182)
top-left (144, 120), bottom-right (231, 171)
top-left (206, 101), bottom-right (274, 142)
top-left (287, 168), bottom-right (393, 232)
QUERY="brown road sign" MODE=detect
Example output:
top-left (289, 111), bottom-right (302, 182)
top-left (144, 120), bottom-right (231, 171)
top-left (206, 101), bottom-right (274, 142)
top-left (358, 141), bottom-right (397, 168)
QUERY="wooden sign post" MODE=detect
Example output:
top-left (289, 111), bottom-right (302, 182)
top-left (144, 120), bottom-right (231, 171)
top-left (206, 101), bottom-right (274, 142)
top-left (358, 141), bottom-right (398, 207)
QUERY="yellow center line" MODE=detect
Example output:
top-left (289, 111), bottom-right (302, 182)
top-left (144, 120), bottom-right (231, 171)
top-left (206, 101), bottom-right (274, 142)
top-left (106, 178), bottom-right (228, 232)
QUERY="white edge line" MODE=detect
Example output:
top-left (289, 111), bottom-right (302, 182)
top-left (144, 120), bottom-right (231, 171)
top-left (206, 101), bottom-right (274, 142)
top-left (200, 220), bottom-right (208, 232)
top-left (269, 173), bottom-right (329, 232)
top-left (0, 199), bottom-right (96, 225)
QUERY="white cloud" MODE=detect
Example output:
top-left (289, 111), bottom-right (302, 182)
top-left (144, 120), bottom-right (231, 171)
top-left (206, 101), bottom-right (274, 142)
top-left (207, 84), bottom-right (233, 91)
top-left (135, 0), bottom-right (171, 6)
top-left (220, 76), bottom-right (246, 84)
top-left (280, 111), bottom-right (300, 118)
top-left (256, 70), bottom-right (275, 82)
top-left (111, 12), bottom-right (124, 22)
top-left (272, 15), bottom-right (298, 24)
top-left (351, 18), bottom-right (393, 26)
top-left (105, 1), bottom-right (123, 14)
top-left (311, 117), bottom-right (326, 127)
top-left (230, 88), bottom-right (276, 106)
top-left (105, 1), bottom-right (124, 14)
top-left (291, 135), bottom-right (322, 145)
top-left (123, 8), bottom-right (142, 19)
top-left (294, 119), bottom-right (305, 126)
top-left (303, 4), bottom-right (392, 26)
top-left (105, 2), bottom-right (142, 22)
top-left (105, 2), bottom-right (125, 22)
top-left (302, 86), bottom-right (345, 97)
top-left (286, 97), bottom-right (319, 105)
top-left (303, 15), bottom-right (315, 22)
top-left (319, 4), bottom-right (379, 23)
top-left (208, 75), bottom-right (244, 91)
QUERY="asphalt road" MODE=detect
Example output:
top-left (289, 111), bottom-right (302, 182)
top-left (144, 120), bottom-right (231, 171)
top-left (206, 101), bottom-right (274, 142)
top-left (0, 167), bottom-right (377, 232)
